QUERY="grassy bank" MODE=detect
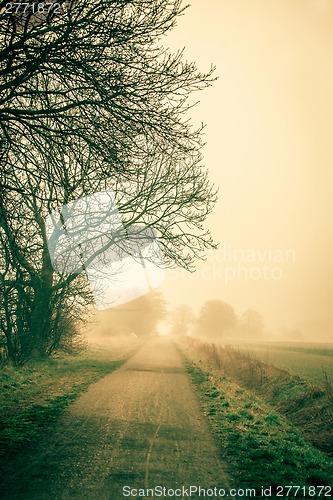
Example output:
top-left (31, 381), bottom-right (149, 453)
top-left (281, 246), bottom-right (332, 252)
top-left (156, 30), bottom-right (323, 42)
top-left (180, 337), bottom-right (333, 455)
top-left (178, 338), bottom-right (333, 496)
top-left (0, 338), bottom-right (143, 457)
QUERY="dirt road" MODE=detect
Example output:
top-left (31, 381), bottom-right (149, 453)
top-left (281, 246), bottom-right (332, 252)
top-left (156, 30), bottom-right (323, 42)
top-left (1, 338), bottom-right (230, 499)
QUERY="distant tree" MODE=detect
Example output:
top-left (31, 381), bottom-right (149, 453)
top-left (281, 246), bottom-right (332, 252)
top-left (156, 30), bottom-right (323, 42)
top-left (239, 309), bottom-right (264, 338)
top-left (170, 304), bottom-right (195, 336)
top-left (94, 291), bottom-right (167, 337)
top-left (196, 300), bottom-right (237, 338)
top-left (126, 291), bottom-right (167, 336)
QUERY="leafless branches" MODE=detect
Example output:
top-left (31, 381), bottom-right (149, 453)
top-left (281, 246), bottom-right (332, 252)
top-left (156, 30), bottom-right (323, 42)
top-left (0, 0), bottom-right (217, 363)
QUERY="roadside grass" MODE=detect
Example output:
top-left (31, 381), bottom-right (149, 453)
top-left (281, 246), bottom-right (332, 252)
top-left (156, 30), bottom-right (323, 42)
top-left (187, 361), bottom-right (333, 492)
top-left (180, 351), bottom-right (333, 496)
top-left (180, 337), bottom-right (333, 457)
top-left (0, 338), bottom-right (143, 457)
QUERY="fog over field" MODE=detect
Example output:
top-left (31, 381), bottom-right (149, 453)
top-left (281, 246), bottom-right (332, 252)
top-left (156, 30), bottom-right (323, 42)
top-left (158, 0), bottom-right (333, 340)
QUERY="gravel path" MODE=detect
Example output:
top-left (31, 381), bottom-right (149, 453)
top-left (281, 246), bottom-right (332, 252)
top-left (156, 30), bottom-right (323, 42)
top-left (0, 337), bottom-right (230, 499)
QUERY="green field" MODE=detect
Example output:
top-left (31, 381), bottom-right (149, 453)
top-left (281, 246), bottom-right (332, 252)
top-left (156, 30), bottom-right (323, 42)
top-left (237, 342), bottom-right (333, 385)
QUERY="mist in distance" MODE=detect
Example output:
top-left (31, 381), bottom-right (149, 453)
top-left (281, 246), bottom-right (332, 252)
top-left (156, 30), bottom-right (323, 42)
top-left (156, 0), bottom-right (333, 343)
top-left (84, 0), bottom-right (333, 344)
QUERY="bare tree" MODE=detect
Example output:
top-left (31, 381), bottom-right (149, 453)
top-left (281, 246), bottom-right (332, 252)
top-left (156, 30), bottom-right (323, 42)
top-left (239, 310), bottom-right (264, 339)
top-left (196, 300), bottom-right (237, 339)
top-left (0, 0), bottom-right (218, 363)
top-left (0, 0), bottom-right (214, 168)
top-left (170, 304), bottom-right (195, 336)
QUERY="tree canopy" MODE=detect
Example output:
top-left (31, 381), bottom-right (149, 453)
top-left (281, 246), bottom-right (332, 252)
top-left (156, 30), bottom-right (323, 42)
top-left (0, 0), bottom-right (217, 363)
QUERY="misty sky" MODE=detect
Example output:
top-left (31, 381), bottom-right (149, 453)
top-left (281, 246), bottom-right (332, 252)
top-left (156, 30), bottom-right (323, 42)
top-left (160, 0), bottom-right (333, 335)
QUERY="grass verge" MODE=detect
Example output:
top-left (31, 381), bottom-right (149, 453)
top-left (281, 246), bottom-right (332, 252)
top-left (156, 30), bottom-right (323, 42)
top-left (178, 341), bottom-right (333, 497)
top-left (0, 339), bottom-right (143, 457)
top-left (181, 337), bottom-right (333, 456)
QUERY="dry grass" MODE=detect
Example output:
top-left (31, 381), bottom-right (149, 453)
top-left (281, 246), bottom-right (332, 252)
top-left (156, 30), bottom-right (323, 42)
top-left (180, 337), bottom-right (333, 456)
top-left (182, 354), bottom-right (333, 492)
top-left (0, 337), bottom-right (144, 457)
